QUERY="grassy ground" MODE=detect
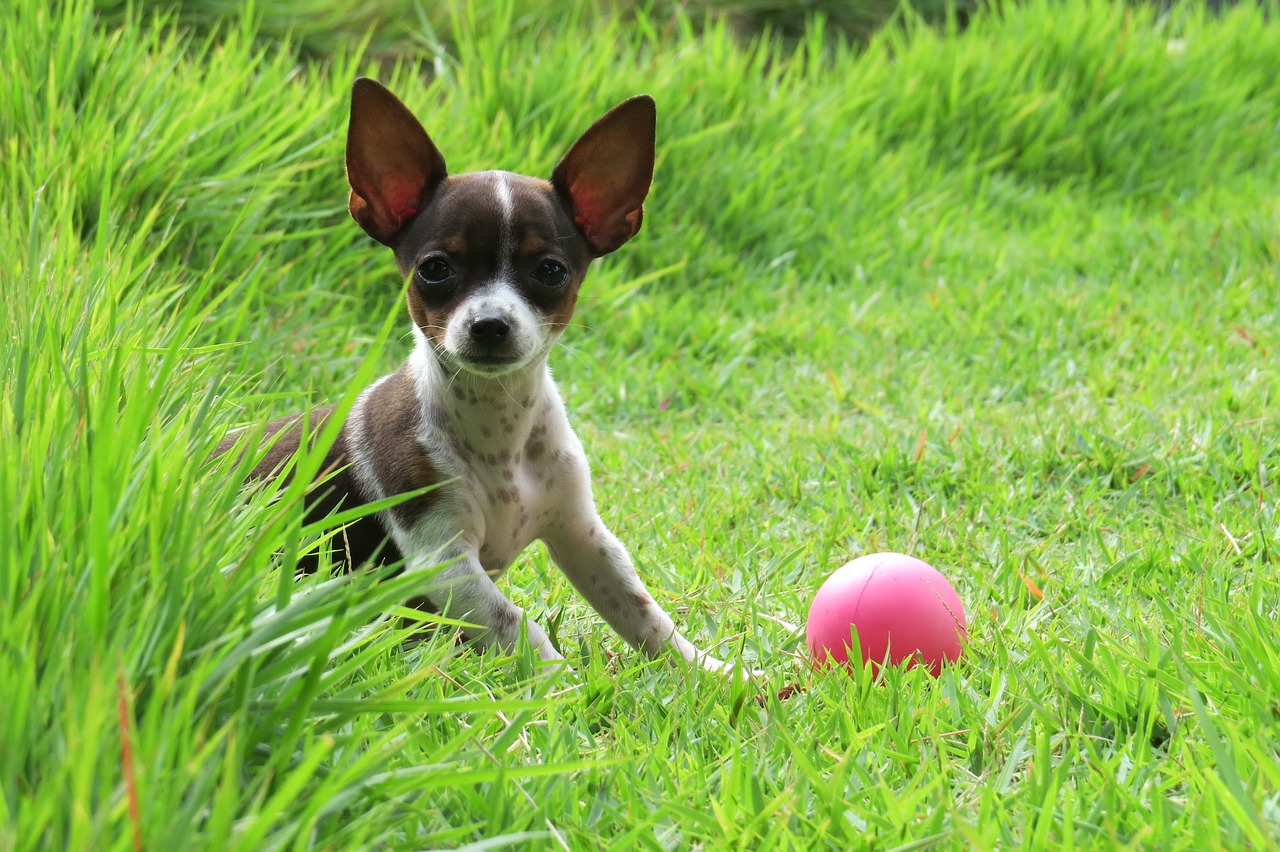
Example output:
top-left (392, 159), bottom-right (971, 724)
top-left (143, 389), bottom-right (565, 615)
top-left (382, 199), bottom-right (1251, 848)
top-left (2, 0), bottom-right (1278, 848)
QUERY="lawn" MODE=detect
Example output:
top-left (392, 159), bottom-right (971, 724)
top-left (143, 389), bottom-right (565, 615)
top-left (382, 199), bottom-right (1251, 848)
top-left (2, 0), bottom-right (1278, 848)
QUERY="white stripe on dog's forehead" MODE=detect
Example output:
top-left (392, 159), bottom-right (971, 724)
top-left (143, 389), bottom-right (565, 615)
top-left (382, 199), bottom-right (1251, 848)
top-left (493, 172), bottom-right (514, 276)
top-left (493, 171), bottom-right (514, 217)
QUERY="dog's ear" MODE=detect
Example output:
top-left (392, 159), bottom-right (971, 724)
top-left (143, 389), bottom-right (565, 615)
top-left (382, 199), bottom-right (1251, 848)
top-left (551, 95), bottom-right (656, 257)
top-left (346, 78), bottom-right (447, 245)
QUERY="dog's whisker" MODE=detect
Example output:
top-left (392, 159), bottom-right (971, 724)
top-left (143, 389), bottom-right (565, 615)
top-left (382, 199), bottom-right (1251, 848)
top-left (553, 342), bottom-right (592, 370)
top-left (442, 364), bottom-right (465, 397)
top-left (494, 373), bottom-right (530, 411)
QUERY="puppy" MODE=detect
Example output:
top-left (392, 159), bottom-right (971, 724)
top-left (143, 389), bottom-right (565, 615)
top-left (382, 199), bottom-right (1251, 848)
top-left (221, 79), bottom-right (736, 674)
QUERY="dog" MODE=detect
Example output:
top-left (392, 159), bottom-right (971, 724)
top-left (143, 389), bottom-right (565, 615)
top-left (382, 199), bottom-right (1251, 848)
top-left (219, 78), bottom-right (737, 675)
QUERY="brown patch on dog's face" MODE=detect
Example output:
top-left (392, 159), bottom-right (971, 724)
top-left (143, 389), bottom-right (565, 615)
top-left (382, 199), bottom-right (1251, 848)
top-left (390, 172), bottom-right (593, 357)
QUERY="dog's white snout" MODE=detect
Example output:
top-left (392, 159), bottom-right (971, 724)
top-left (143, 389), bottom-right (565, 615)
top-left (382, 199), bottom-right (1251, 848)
top-left (441, 282), bottom-right (545, 375)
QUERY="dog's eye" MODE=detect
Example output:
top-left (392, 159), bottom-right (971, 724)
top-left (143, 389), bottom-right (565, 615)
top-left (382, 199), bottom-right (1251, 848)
top-left (532, 259), bottom-right (568, 289)
top-left (417, 257), bottom-right (454, 284)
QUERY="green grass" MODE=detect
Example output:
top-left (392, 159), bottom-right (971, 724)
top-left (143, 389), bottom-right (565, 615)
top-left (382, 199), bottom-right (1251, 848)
top-left (3, 0), bottom-right (1278, 848)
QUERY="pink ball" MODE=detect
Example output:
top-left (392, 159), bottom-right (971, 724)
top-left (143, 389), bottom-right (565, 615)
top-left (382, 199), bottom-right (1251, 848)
top-left (806, 552), bottom-right (967, 675)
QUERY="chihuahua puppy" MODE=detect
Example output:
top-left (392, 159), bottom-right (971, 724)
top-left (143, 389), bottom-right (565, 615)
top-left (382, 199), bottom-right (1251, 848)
top-left (221, 78), bottom-right (735, 674)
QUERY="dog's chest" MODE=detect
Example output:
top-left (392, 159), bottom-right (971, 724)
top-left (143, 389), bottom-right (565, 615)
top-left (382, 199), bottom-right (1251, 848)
top-left (426, 390), bottom-right (579, 574)
top-left (464, 449), bottom-right (546, 572)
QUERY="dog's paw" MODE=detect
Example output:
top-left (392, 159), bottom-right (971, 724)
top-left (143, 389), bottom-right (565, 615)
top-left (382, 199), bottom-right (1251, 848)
top-left (524, 623), bottom-right (567, 665)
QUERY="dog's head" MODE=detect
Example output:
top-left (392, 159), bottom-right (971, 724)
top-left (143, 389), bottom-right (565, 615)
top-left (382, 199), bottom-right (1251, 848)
top-left (344, 78), bottom-right (655, 377)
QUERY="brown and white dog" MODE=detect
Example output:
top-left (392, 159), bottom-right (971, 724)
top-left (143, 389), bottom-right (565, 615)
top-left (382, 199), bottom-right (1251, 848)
top-left (221, 78), bottom-right (736, 674)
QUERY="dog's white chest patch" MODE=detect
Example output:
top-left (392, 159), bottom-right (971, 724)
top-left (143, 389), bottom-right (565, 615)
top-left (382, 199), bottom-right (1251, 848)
top-left (422, 376), bottom-right (577, 577)
top-left (468, 453), bottom-right (541, 574)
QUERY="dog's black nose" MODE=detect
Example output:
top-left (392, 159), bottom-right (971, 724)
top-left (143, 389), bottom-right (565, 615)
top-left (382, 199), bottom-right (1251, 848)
top-left (469, 315), bottom-right (511, 346)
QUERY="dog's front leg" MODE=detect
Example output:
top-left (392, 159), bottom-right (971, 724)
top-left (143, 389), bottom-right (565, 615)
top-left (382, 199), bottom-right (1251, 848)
top-left (542, 518), bottom-right (734, 675)
top-left (410, 548), bottom-right (563, 663)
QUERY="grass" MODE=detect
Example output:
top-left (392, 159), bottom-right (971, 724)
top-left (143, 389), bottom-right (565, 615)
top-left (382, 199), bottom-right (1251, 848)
top-left (2, 0), bottom-right (1278, 847)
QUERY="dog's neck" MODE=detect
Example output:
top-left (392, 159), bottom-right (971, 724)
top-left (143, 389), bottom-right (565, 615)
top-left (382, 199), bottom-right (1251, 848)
top-left (408, 329), bottom-right (553, 456)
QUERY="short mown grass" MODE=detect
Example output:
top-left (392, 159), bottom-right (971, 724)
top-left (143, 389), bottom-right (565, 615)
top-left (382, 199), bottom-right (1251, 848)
top-left (2, 0), bottom-right (1278, 848)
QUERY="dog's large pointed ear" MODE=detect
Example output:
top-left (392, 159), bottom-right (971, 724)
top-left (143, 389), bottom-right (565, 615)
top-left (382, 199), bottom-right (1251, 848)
top-left (346, 78), bottom-right (447, 245)
top-left (551, 95), bottom-right (656, 257)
